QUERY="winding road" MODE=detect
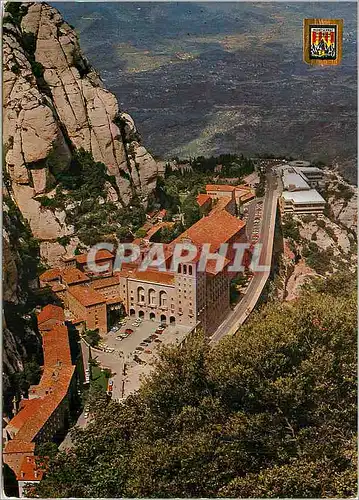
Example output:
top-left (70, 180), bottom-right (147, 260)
top-left (210, 170), bottom-right (279, 345)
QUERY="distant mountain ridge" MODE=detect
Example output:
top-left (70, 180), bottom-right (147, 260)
top-left (55, 1), bottom-right (357, 183)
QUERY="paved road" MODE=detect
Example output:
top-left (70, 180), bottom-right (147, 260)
top-left (210, 170), bottom-right (279, 345)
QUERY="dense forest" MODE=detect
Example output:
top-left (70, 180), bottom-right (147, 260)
top-left (30, 273), bottom-right (357, 498)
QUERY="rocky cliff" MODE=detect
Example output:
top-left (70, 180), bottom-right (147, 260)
top-left (2, 190), bottom-right (42, 413)
top-left (3, 2), bottom-right (161, 264)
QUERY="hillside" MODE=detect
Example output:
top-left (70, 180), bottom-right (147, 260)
top-left (3, 2), bottom-right (161, 264)
top-left (30, 279), bottom-right (357, 498)
top-left (55, 2), bottom-right (357, 182)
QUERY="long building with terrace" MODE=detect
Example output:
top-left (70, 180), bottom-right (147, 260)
top-left (3, 305), bottom-right (77, 496)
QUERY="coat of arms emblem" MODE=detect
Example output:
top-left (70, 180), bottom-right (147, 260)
top-left (303, 19), bottom-right (343, 65)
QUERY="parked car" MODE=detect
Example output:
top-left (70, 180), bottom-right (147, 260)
top-left (125, 328), bottom-right (134, 335)
top-left (135, 346), bottom-right (144, 352)
top-left (157, 326), bottom-right (165, 331)
top-left (155, 329), bottom-right (163, 334)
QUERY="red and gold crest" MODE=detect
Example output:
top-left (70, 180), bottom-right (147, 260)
top-left (303, 19), bottom-right (343, 66)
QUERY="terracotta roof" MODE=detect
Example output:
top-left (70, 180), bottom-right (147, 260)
top-left (37, 304), bottom-right (65, 326)
top-left (196, 194), bottom-right (212, 207)
top-left (61, 268), bottom-right (89, 285)
top-left (171, 209), bottom-right (245, 253)
top-left (39, 268), bottom-right (61, 282)
top-left (16, 456), bottom-right (45, 481)
top-left (206, 184), bottom-right (236, 192)
top-left (4, 319), bottom-right (75, 474)
top-left (42, 325), bottom-right (72, 367)
top-left (13, 368), bottom-right (75, 444)
top-left (3, 440), bottom-right (35, 454)
top-left (5, 399), bottom-right (43, 433)
top-left (235, 184), bottom-right (251, 190)
top-left (130, 269), bottom-right (175, 286)
top-left (240, 191), bottom-right (255, 202)
top-left (91, 276), bottom-right (120, 289)
top-left (69, 285), bottom-right (106, 307)
top-left (106, 296), bottom-right (124, 305)
top-left (75, 249), bottom-right (114, 265)
top-left (211, 196), bottom-right (233, 213)
top-left (158, 209), bottom-right (167, 218)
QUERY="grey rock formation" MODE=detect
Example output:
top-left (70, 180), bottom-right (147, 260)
top-left (2, 192), bottom-right (42, 411)
top-left (3, 2), bottom-right (159, 264)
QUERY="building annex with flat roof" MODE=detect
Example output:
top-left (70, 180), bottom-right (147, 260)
top-left (281, 189), bottom-right (326, 214)
top-left (279, 162), bottom-right (326, 214)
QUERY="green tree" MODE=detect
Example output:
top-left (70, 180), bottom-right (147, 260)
top-left (182, 194), bottom-right (201, 229)
top-left (32, 279), bottom-right (356, 498)
top-left (84, 329), bottom-right (101, 347)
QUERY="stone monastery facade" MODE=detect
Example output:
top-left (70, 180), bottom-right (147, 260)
top-left (39, 185), bottom-right (250, 337)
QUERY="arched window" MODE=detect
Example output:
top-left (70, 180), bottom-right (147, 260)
top-left (137, 287), bottom-right (145, 303)
top-left (129, 308), bottom-right (135, 317)
top-left (177, 264), bottom-right (182, 273)
top-left (139, 310), bottom-right (145, 318)
top-left (149, 312), bottom-right (156, 320)
top-left (170, 316), bottom-right (175, 325)
top-left (183, 264), bottom-right (187, 274)
top-left (148, 288), bottom-right (156, 306)
top-left (159, 291), bottom-right (167, 307)
top-left (160, 314), bottom-right (167, 324)
top-left (188, 265), bottom-right (193, 275)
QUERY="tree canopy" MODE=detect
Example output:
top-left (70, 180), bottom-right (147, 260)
top-left (30, 279), bottom-right (357, 498)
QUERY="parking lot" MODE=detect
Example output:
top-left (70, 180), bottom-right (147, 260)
top-left (97, 318), bottom-right (193, 400)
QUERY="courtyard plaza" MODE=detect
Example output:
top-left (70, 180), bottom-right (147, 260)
top-left (87, 318), bottom-right (193, 401)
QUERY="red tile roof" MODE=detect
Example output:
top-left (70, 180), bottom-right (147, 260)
top-left (61, 268), bottom-right (89, 285)
top-left (39, 268), bottom-right (61, 282)
top-left (90, 276), bottom-right (120, 289)
top-left (171, 209), bottom-right (245, 253)
top-left (6, 399), bottom-right (43, 433)
top-left (130, 269), bottom-right (175, 286)
top-left (4, 314), bottom-right (75, 475)
top-left (106, 296), bottom-right (124, 305)
top-left (3, 440), bottom-right (35, 454)
top-left (16, 456), bottom-right (45, 481)
top-left (37, 304), bottom-right (65, 327)
top-left (206, 184), bottom-right (236, 192)
top-left (75, 249), bottom-right (114, 265)
top-left (196, 194), bottom-right (212, 207)
top-left (42, 325), bottom-right (72, 367)
top-left (211, 196), bottom-right (233, 213)
top-left (240, 191), bottom-right (255, 202)
top-left (69, 285), bottom-right (106, 307)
